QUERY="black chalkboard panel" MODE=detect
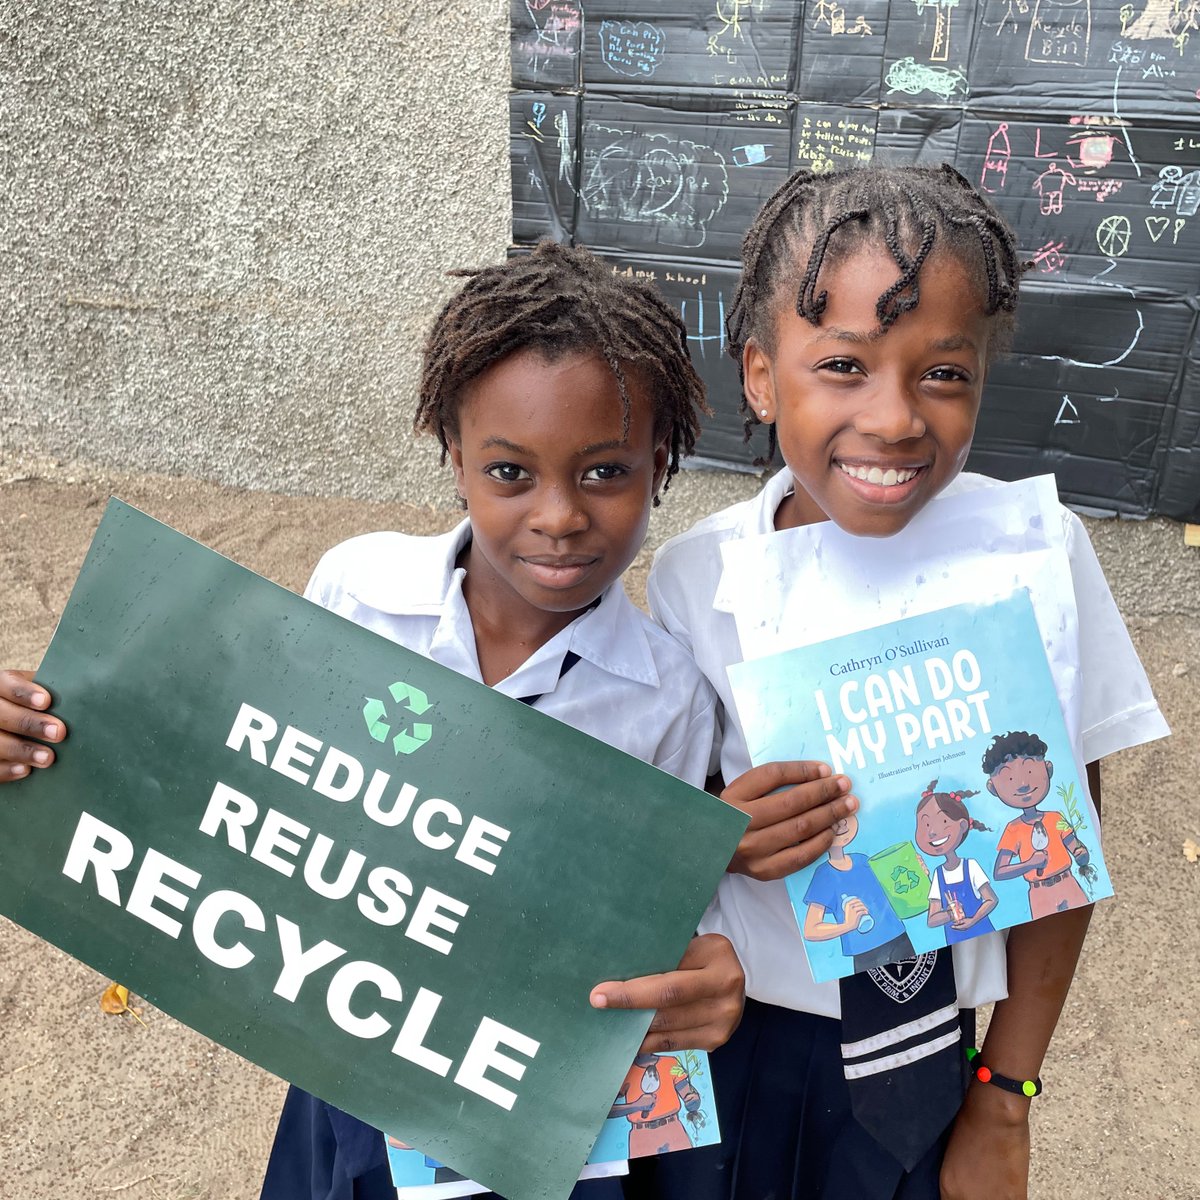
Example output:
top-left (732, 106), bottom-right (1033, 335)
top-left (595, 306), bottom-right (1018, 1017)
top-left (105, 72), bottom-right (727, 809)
top-left (594, 254), bottom-right (764, 464)
top-left (793, 103), bottom-right (879, 172)
top-left (968, 0), bottom-right (1200, 115)
top-left (507, 0), bottom-right (1200, 518)
top-left (880, 0), bottom-right (979, 109)
top-left (511, 0), bottom-right (582, 90)
top-left (970, 284), bottom-right (1195, 513)
top-left (796, 0), bottom-right (891, 105)
top-left (954, 117), bottom-right (1200, 300)
top-left (581, 2), bottom-right (801, 92)
top-left (576, 95), bottom-right (795, 261)
top-left (511, 92), bottom-right (581, 243)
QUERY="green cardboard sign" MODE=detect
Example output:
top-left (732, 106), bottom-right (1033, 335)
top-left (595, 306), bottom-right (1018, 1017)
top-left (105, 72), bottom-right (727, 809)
top-left (1, 501), bottom-right (747, 1200)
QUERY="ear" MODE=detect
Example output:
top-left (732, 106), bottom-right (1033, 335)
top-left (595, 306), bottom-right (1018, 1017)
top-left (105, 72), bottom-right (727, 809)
top-left (1046, 760), bottom-right (1053, 781)
top-left (742, 338), bottom-right (776, 424)
top-left (986, 779), bottom-right (997, 797)
top-left (447, 438), bottom-right (467, 504)
top-left (651, 434), bottom-right (671, 497)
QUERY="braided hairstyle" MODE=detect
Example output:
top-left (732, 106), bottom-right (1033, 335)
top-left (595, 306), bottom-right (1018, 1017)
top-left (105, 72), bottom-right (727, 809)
top-left (727, 163), bottom-right (1026, 464)
top-left (415, 240), bottom-right (709, 501)
top-left (918, 778), bottom-right (991, 832)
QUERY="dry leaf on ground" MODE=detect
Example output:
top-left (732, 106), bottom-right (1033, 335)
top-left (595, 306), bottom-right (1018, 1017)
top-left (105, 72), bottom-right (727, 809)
top-left (99, 981), bottom-right (146, 1026)
top-left (1183, 838), bottom-right (1199, 864)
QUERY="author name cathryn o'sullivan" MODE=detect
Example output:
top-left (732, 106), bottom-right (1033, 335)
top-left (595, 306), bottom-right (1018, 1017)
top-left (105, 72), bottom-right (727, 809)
top-left (827, 636), bottom-right (951, 677)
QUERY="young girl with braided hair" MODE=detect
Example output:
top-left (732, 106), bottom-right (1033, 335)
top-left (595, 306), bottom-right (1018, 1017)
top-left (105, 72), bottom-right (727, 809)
top-left (639, 164), bottom-right (1168, 1200)
top-left (0, 240), bottom-right (773, 1200)
top-left (914, 780), bottom-right (998, 943)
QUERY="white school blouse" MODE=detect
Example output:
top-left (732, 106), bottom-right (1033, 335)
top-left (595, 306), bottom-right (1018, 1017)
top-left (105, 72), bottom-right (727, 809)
top-left (647, 470), bottom-right (1170, 1019)
top-left (305, 519), bottom-right (719, 790)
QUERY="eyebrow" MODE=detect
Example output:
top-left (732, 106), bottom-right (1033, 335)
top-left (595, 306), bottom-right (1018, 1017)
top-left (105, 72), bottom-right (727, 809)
top-left (477, 436), bottom-right (631, 455)
top-left (817, 328), bottom-right (980, 354)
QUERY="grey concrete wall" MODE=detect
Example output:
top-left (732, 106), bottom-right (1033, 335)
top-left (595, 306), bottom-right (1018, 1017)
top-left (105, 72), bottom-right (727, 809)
top-left (1, 0), bottom-right (512, 507)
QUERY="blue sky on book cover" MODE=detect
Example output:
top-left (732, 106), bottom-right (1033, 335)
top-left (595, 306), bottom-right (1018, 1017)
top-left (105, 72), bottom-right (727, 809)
top-left (729, 590), bottom-right (1111, 984)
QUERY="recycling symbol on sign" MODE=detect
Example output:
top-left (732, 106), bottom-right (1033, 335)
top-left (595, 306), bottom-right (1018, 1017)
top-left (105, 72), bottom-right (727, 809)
top-left (891, 865), bottom-right (922, 895)
top-left (363, 681), bottom-right (433, 756)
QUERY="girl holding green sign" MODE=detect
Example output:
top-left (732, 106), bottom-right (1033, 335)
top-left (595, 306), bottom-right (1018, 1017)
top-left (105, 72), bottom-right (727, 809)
top-left (0, 241), bottom-right (856, 1200)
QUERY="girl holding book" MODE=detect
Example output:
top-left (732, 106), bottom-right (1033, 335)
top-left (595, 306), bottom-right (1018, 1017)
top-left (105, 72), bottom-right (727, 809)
top-left (634, 164), bottom-right (1168, 1200)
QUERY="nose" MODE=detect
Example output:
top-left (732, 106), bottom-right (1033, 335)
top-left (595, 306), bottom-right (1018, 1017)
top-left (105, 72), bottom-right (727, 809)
top-left (854, 381), bottom-right (926, 443)
top-left (529, 483), bottom-right (589, 538)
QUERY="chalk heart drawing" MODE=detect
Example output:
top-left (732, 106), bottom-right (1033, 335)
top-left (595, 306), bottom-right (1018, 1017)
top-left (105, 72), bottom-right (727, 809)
top-left (1145, 215), bottom-right (1171, 241)
top-left (581, 126), bottom-right (731, 249)
top-left (598, 19), bottom-right (666, 77)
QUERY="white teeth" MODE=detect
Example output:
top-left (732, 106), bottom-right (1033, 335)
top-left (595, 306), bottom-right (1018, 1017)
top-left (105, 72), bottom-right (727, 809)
top-left (838, 463), bottom-right (919, 486)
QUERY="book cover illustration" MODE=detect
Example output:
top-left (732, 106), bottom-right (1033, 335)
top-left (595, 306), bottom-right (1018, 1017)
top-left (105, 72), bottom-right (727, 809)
top-left (388, 1048), bottom-right (720, 1197)
top-left (728, 590), bottom-right (1110, 984)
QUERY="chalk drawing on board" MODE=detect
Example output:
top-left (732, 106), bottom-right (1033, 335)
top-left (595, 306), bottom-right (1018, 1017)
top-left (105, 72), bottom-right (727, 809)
top-left (1033, 161), bottom-right (1077, 213)
top-left (516, 0), bottom-right (582, 79)
top-left (884, 56), bottom-right (968, 99)
top-left (1055, 395), bottom-right (1082, 425)
top-left (555, 110), bottom-right (575, 185)
top-left (1151, 166), bottom-right (1200, 215)
top-left (982, 124), bottom-right (1011, 192)
top-left (1031, 240), bottom-right (1068, 272)
top-left (1120, 0), bottom-right (1199, 41)
top-left (598, 20), bottom-right (666, 78)
top-left (1039, 260), bottom-right (1144, 370)
top-left (680, 289), bottom-right (728, 359)
top-left (1096, 215), bottom-right (1132, 256)
top-left (581, 127), bottom-right (731, 249)
top-left (1026, 0), bottom-right (1091, 66)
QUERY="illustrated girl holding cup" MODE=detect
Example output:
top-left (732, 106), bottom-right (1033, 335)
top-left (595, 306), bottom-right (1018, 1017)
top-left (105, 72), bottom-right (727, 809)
top-left (914, 779), bottom-right (998, 945)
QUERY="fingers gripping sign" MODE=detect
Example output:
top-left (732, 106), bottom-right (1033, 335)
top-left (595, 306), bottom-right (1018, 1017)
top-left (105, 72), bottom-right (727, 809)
top-left (0, 670), bottom-right (67, 783)
top-left (588, 933), bottom-right (745, 1054)
top-left (721, 760), bottom-right (859, 881)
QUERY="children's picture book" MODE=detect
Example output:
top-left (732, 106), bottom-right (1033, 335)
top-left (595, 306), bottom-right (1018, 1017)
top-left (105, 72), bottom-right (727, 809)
top-left (728, 589), bottom-right (1112, 984)
top-left (387, 1048), bottom-right (721, 1197)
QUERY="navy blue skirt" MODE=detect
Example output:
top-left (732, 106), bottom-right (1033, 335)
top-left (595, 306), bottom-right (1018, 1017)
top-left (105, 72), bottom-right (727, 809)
top-left (260, 1085), bottom-right (626, 1200)
top-left (623, 998), bottom-right (973, 1200)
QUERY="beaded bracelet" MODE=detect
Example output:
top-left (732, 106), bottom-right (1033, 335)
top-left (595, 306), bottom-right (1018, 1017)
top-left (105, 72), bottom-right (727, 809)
top-left (965, 1047), bottom-right (1043, 1098)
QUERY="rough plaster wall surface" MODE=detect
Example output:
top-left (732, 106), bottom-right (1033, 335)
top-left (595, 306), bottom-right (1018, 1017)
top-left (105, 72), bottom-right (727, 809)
top-left (1, 0), bottom-right (511, 505)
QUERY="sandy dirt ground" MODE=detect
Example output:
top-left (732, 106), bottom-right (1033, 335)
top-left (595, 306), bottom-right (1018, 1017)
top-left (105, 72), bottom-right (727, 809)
top-left (0, 456), bottom-right (1196, 1200)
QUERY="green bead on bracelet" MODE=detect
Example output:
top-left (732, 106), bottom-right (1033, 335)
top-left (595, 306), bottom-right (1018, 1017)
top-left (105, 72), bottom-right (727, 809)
top-left (965, 1046), bottom-right (1043, 1098)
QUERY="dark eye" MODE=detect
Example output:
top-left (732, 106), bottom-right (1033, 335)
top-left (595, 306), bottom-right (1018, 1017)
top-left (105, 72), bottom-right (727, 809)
top-left (583, 463), bottom-right (629, 482)
top-left (485, 462), bottom-right (529, 484)
top-left (819, 358), bottom-right (861, 375)
top-left (926, 365), bottom-right (971, 384)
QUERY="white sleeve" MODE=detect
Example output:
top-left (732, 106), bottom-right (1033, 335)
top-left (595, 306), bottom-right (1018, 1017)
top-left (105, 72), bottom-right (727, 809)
top-left (1064, 513), bottom-right (1170, 763)
top-left (646, 553), bottom-right (695, 654)
top-left (927, 869), bottom-right (943, 903)
top-left (967, 858), bottom-right (990, 897)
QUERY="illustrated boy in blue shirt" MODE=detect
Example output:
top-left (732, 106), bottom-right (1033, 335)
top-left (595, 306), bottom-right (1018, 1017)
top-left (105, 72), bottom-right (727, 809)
top-left (801, 812), bottom-right (915, 972)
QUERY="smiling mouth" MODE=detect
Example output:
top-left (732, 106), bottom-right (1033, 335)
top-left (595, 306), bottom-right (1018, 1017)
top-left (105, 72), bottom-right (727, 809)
top-left (837, 462), bottom-right (923, 487)
top-left (928, 834), bottom-right (950, 848)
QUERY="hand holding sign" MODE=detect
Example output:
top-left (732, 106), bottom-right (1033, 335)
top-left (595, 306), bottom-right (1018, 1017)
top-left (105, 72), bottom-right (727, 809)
top-left (590, 931), bottom-right (745, 1053)
top-left (0, 670), bottom-right (66, 781)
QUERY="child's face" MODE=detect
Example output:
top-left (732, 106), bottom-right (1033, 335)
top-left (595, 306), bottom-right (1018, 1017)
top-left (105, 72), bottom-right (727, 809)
top-left (987, 756), bottom-right (1053, 810)
top-left (448, 347), bottom-right (668, 620)
top-left (745, 246), bottom-right (992, 537)
top-left (915, 799), bottom-right (966, 857)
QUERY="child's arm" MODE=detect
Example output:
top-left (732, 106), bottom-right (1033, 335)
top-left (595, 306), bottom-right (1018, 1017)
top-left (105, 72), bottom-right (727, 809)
top-left (589, 932), bottom-right (745, 1053)
top-left (0, 671), bottom-right (67, 782)
top-left (940, 761), bottom-right (1101, 1200)
top-left (720, 761), bottom-right (858, 879)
